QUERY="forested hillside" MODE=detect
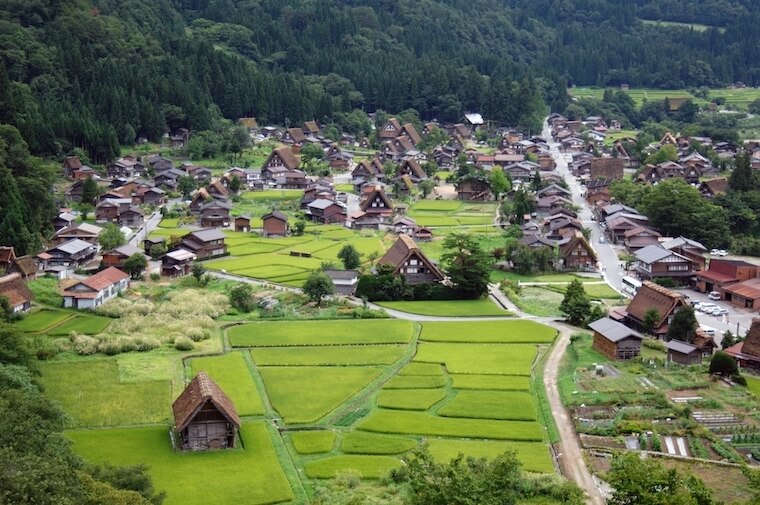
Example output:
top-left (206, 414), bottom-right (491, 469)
top-left (2, 0), bottom-right (760, 164)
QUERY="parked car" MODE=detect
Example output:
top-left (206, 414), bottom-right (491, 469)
top-left (698, 303), bottom-right (718, 313)
top-left (707, 291), bottom-right (721, 301)
top-left (710, 249), bottom-right (728, 256)
top-left (712, 308), bottom-right (729, 317)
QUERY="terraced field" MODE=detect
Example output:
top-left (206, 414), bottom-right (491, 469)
top-left (54, 317), bottom-right (558, 505)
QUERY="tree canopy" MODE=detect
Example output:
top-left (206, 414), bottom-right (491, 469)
top-left (441, 233), bottom-right (492, 299)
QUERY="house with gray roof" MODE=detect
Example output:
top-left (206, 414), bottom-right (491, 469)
top-left (589, 317), bottom-right (644, 360)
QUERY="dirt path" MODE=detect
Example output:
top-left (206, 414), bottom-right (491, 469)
top-left (544, 326), bottom-right (607, 505)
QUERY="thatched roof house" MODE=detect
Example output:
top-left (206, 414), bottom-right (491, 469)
top-left (172, 372), bottom-right (240, 451)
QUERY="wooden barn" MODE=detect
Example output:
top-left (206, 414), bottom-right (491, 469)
top-left (588, 317), bottom-right (643, 360)
top-left (172, 372), bottom-right (241, 451)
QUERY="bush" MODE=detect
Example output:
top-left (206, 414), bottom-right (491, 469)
top-left (150, 273), bottom-right (160, 282)
top-left (174, 336), bottom-right (194, 351)
top-left (134, 337), bottom-right (160, 352)
top-left (98, 341), bottom-right (123, 356)
top-left (709, 351), bottom-right (738, 375)
top-left (185, 327), bottom-right (206, 342)
top-left (71, 333), bottom-right (99, 355)
top-left (734, 374), bottom-right (748, 387)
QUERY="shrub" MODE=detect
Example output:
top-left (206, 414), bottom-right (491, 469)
top-left (185, 327), bottom-right (206, 342)
top-left (709, 351), bottom-right (738, 375)
top-left (99, 341), bottom-right (123, 356)
top-left (71, 333), bottom-right (99, 355)
top-left (150, 273), bottom-right (160, 282)
top-left (174, 336), bottom-right (194, 351)
top-left (134, 337), bottom-right (160, 352)
top-left (734, 375), bottom-right (748, 387)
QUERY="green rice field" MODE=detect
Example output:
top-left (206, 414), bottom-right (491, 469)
top-left (290, 430), bottom-right (336, 454)
top-left (189, 352), bottom-right (265, 416)
top-left (378, 299), bottom-right (509, 317)
top-left (228, 319), bottom-right (414, 347)
top-left (414, 343), bottom-right (538, 375)
top-left (419, 320), bottom-right (556, 343)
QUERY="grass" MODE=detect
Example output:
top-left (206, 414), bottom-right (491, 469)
top-left (189, 352), bottom-right (265, 416)
top-left (451, 374), bottom-right (531, 391)
top-left (341, 432), bottom-right (418, 455)
top-left (398, 362), bottom-right (443, 376)
top-left (409, 200), bottom-right (462, 212)
top-left (304, 455), bottom-right (401, 479)
top-left (47, 315), bottom-right (113, 336)
top-left (494, 272), bottom-right (601, 283)
top-left (39, 360), bottom-right (170, 427)
top-left (438, 391), bottom-right (537, 421)
top-left (542, 283), bottom-right (623, 300)
top-left (376, 388), bottom-right (448, 410)
top-left (27, 276), bottom-right (63, 306)
top-left (377, 299), bottom-right (509, 317)
top-left (251, 345), bottom-right (406, 366)
top-left (383, 374), bottom-right (447, 389)
top-left (290, 430), bottom-right (336, 454)
top-left (414, 343), bottom-right (538, 376)
top-left (229, 320), bottom-right (414, 347)
top-left (15, 309), bottom-right (72, 332)
top-left (426, 439), bottom-right (554, 474)
top-left (260, 366), bottom-right (385, 423)
top-left (746, 375), bottom-right (760, 396)
top-left (67, 422), bottom-right (295, 505)
top-left (420, 321), bottom-right (556, 344)
top-left (507, 287), bottom-right (564, 318)
top-left (357, 410), bottom-right (543, 441)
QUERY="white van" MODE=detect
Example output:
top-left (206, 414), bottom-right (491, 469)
top-left (707, 291), bottom-right (721, 301)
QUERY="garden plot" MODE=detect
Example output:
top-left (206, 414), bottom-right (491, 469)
top-left (420, 321), bottom-right (556, 344)
top-left (67, 423), bottom-right (294, 505)
top-left (39, 360), bottom-right (170, 427)
top-left (189, 352), bottom-right (265, 416)
top-left (414, 343), bottom-right (537, 375)
top-left (260, 366), bottom-right (385, 423)
top-left (228, 319), bottom-right (414, 347)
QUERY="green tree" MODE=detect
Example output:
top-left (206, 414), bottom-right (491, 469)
top-left (81, 176), bottom-right (100, 206)
top-left (303, 271), bottom-right (335, 306)
top-left (441, 233), bottom-right (492, 299)
top-left (337, 244), bottom-right (361, 270)
top-left (666, 306), bottom-right (698, 343)
top-left (511, 189), bottom-right (535, 223)
top-left (645, 144), bottom-right (679, 165)
top-left (300, 143), bottom-right (324, 164)
top-left (149, 243), bottom-right (167, 261)
top-left (123, 253), bottom-right (148, 280)
top-left (709, 351), bottom-right (738, 376)
top-left (191, 263), bottom-right (206, 284)
top-left (607, 452), bottom-right (716, 505)
top-left (229, 283), bottom-right (255, 312)
top-left (228, 175), bottom-right (241, 193)
top-left (489, 167), bottom-right (511, 200)
top-left (98, 223), bottom-right (126, 251)
top-left (643, 308), bottom-right (660, 335)
top-left (418, 179), bottom-right (435, 198)
top-left (530, 170), bottom-right (543, 192)
top-left (292, 220), bottom-right (306, 236)
top-left (178, 175), bottom-right (196, 199)
top-left (559, 279), bottom-right (591, 326)
top-left (729, 152), bottom-right (753, 192)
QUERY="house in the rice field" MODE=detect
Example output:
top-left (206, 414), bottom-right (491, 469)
top-left (172, 372), bottom-right (241, 451)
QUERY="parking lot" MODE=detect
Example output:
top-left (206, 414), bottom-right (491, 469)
top-left (675, 288), bottom-right (757, 347)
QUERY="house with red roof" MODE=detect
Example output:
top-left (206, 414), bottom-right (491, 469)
top-left (62, 267), bottom-right (130, 309)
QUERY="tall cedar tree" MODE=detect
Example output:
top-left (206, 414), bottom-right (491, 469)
top-left (441, 233), bottom-right (492, 299)
top-left (666, 306), bottom-right (698, 343)
top-left (337, 244), bottom-right (361, 270)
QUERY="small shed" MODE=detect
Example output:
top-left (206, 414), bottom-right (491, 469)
top-left (665, 339), bottom-right (702, 366)
top-left (234, 216), bottom-right (251, 233)
top-left (172, 372), bottom-right (241, 451)
top-left (589, 317), bottom-right (644, 360)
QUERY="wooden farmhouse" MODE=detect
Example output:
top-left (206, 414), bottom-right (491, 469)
top-left (624, 281), bottom-right (687, 339)
top-left (172, 372), bottom-right (241, 451)
top-left (665, 339), bottom-right (703, 366)
top-left (725, 318), bottom-right (760, 369)
top-left (262, 211), bottom-right (289, 237)
top-left (589, 317), bottom-right (643, 360)
top-left (378, 234), bottom-right (444, 285)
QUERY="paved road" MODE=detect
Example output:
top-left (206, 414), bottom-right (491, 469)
top-left (542, 121), bottom-right (624, 293)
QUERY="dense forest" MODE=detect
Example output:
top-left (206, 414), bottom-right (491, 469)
top-left (3, 0), bottom-right (760, 166)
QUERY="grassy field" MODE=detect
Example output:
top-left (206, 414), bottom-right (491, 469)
top-left (569, 86), bottom-right (760, 111)
top-left (426, 438), bottom-right (554, 473)
top-left (746, 375), bottom-right (760, 396)
top-left (383, 374), bottom-right (448, 389)
top-left (290, 430), bottom-right (336, 454)
top-left (342, 432), bottom-right (418, 455)
top-left (260, 366), bottom-right (385, 423)
top-left (229, 319), bottom-right (413, 347)
top-left (493, 271), bottom-right (602, 283)
top-left (438, 391), bottom-right (537, 421)
top-left (451, 374), bottom-right (531, 391)
top-left (377, 299), bottom-right (509, 317)
top-left (398, 362), bottom-right (443, 376)
top-left (15, 309), bottom-right (73, 332)
top-left (406, 200), bottom-right (497, 230)
top-left (414, 343), bottom-right (538, 375)
top-left (189, 352), bottom-right (265, 416)
top-left (419, 321), bottom-right (556, 344)
top-left (304, 455), bottom-right (401, 479)
top-left (506, 287), bottom-right (565, 318)
top-left (542, 283), bottom-right (623, 300)
top-left (46, 314), bottom-right (113, 336)
top-left (376, 388), bottom-right (448, 410)
top-left (39, 360), bottom-right (170, 427)
top-left (358, 410), bottom-right (543, 441)
top-left (251, 345), bottom-right (406, 366)
top-left (67, 423), bottom-right (294, 505)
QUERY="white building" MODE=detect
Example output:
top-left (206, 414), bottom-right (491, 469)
top-left (62, 267), bottom-right (130, 309)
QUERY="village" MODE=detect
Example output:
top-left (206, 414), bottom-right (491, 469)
top-left (5, 103), bottom-right (760, 505)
